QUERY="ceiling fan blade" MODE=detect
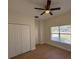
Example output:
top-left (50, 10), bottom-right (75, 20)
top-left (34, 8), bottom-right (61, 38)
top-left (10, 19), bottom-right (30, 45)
top-left (46, 0), bottom-right (51, 9)
top-left (50, 7), bottom-right (61, 10)
top-left (49, 12), bottom-right (53, 15)
top-left (40, 11), bottom-right (45, 15)
top-left (34, 8), bottom-right (45, 10)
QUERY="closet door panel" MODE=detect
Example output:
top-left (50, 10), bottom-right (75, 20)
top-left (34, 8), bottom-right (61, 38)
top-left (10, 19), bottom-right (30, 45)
top-left (8, 24), bottom-right (16, 58)
top-left (14, 25), bottom-right (22, 56)
top-left (21, 25), bottom-right (31, 53)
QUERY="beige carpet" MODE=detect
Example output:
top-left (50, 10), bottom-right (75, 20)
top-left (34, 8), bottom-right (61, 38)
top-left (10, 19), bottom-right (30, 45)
top-left (11, 44), bottom-right (71, 59)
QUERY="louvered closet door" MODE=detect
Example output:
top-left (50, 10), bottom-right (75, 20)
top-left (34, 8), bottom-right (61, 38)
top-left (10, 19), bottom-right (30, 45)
top-left (14, 24), bottom-right (22, 56)
top-left (20, 25), bottom-right (31, 53)
top-left (9, 24), bottom-right (16, 58)
top-left (8, 24), bottom-right (31, 58)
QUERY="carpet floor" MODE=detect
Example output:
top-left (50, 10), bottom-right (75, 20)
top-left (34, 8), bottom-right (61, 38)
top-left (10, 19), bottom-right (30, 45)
top-left (11, 44), bottom-right (71, 59)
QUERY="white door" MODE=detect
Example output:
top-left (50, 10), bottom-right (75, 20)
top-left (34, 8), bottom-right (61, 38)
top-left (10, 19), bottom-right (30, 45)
top-left (14, 25), bottom-right (22, 56)
top-left (20, 25), bottom-right (31, 53)
top-left (8, 24), bottom-right (16, 58)
top-left (8, 24), bottom-right (31, 58)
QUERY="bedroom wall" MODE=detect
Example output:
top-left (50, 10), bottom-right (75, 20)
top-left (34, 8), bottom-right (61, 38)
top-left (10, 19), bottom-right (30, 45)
top-left (35, 20), bottom-right (45, 44)
top-left (43, 11), bottom-right (71, 51)
top-left (35, 20), bottom-right (40, 44)
top-left (39, 20), bottom-right (45, 44)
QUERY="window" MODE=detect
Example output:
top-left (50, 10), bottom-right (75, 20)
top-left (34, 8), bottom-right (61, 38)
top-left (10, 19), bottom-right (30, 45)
top-left (51, 27), bottom-right (59, 41)
top-left (51, 25), bottom-right (71, 44)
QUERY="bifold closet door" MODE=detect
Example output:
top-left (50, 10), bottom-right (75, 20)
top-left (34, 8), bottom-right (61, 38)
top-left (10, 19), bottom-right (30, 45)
top-left (21, 25), bottom-right (31, 53)
top-left (8, 24), bottom-right (31, 58)
top-left (9, 24), bottom-right (16, 58)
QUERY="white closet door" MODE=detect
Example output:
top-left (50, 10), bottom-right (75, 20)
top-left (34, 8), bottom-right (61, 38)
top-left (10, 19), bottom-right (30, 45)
top-left (21, 25), bottom-right (31, 53)
top-left (8, 24), bottom-right (31, 58)
top-left (14, 25), bottom-right (22, 56)
top-left (8, 24), bottom-right (16, 58)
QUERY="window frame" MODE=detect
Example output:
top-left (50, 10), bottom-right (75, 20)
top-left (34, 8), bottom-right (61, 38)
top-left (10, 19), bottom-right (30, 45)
top-left (50, 25), bottom-right (71, 44)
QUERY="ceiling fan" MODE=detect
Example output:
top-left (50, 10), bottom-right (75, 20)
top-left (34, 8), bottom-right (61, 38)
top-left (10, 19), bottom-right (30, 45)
top-left (34, 0), bottom-right (61, 15)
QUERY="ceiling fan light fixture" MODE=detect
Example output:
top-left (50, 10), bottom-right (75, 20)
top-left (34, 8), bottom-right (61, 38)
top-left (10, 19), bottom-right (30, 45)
top-left (45, 10), bottom-right (50, 14)
top-left (34, 0), bottom-right (61, 15)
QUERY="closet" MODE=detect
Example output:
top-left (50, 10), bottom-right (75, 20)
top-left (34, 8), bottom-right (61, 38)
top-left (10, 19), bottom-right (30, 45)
top-left (8, 24), bottom-right (31, 58)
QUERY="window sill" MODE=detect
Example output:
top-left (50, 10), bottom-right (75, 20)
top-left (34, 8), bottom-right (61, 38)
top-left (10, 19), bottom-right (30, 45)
top-left (51, 40), bottom-right (71, 45)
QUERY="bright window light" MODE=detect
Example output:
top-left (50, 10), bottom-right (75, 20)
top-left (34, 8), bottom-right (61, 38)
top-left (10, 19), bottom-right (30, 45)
top-left (50, 25), bottom-right (71, 44)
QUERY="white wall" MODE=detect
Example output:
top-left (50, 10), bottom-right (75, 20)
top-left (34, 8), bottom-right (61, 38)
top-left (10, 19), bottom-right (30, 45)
top-left (39, 21), bottom-right (45, 44)
top-left (43, 11), bottom-right (71, 51)
top-left (35, 20), bottom-right (40, 44)
top-left (35, 20), bottom-right (45, 44)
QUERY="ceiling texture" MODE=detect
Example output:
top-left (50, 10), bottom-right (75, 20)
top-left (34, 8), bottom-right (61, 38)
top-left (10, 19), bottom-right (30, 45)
top-left (9, 0), bottom-right (71, 20)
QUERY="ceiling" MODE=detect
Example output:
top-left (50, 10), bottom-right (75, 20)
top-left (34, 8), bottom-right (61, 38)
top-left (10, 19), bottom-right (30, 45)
top-left (9, 0), bottom-right (71, 20)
